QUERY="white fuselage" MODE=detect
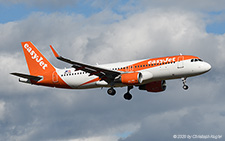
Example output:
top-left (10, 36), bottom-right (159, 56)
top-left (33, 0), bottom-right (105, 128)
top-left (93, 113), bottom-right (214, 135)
top-left (56, 58), bottom-right (211, 89)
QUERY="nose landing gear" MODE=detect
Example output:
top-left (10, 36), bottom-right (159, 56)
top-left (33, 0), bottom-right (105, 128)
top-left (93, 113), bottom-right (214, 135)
top-left (183, 85), bottom-right (189, 90)
top-left (182, 77), bottom-right (189, 90)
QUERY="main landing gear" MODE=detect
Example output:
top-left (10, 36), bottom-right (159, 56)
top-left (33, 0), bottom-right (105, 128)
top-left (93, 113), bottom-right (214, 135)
top-left (124, 86), bottom-right (133, 100)
top-left (107, 87), bottom-right (116, 96)
top-left (182, 77), bottom-right (189, 90)
top-left (107, 86), bottom-right (133, 100)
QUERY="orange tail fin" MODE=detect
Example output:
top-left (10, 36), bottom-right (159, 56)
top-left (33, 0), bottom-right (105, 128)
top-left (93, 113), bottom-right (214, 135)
top-left (21, 41), bottom-right (55, 76)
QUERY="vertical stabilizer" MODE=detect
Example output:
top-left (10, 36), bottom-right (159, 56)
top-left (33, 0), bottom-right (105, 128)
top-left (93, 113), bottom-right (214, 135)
top-left (21, 41), bottom-right (55, 76)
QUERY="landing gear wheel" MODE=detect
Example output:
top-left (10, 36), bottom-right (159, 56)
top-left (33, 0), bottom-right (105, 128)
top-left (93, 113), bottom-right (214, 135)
top-left (181, 77), bottom-right (189, 90)
top-left (183, 85), bottom-right (189, 90)
top-left (123, 86), bottom-right (133, 100)
top-left (124, 93), bottom-right (132, 100)
top-left (107, 88), bottom-right (116, 96)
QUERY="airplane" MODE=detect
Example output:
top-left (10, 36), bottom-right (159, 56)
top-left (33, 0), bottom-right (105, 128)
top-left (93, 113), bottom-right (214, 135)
top-left (11, 41), bottom-right (211, 100)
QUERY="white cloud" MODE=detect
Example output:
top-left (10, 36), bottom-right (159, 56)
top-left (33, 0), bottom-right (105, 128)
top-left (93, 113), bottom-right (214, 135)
top-left (0, 53), bottom-right (34, 94)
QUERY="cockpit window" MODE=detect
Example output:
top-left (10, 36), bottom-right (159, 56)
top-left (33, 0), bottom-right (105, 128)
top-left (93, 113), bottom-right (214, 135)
top-left (191, 58), bottom-right (203, 62)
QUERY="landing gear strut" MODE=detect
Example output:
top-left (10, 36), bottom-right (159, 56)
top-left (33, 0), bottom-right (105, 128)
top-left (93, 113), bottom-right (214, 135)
top-left (124, 86), bottom-right (133, 100)
top-left (182, 77), bottom-right (189, 90)
top-left (107, 87), bottom-right (116, 96)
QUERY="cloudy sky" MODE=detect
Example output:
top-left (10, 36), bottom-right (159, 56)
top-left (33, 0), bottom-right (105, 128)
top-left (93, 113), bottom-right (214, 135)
top-left (1, 0), bottom-right (225, 140)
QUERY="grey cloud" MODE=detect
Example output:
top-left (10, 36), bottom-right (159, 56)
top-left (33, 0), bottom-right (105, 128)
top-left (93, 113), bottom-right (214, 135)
top-left (120, 105), bottom-right (225, 141)
top-left (120, 77), bottom-right (225, 141)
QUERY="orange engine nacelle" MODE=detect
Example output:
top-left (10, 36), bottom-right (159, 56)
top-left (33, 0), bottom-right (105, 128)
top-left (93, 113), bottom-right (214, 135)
top-left (120, 72), bottom-right (143, 85)
top-left (139, 80), bottom-right (166, 92)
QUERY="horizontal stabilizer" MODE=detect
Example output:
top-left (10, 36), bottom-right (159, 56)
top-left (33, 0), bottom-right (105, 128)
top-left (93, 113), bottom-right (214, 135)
top-left (10, 72), bottom-right (42, 81)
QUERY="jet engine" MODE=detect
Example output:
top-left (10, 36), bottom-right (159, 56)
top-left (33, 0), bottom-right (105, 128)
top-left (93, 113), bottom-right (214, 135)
top-left (139, 80), bottom-right (166, 92)
top-left (120, 72), bottom-right (143, 85)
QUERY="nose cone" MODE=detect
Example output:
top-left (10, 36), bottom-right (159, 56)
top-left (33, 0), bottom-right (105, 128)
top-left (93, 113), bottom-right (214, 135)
top-left (201, 62), bottom-right (211, 73)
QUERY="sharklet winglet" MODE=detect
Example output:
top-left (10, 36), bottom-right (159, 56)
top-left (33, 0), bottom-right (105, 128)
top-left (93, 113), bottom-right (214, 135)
top-left (50, 45), bottom-right (60, 58)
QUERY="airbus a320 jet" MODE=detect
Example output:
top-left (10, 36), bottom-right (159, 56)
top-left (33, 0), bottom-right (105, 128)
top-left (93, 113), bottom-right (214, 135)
top-left (11, 41), bottom-right (211, 100)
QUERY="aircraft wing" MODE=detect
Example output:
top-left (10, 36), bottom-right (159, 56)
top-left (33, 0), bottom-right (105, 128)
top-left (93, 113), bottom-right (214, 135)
top-left (50, 45), bottom-right (121, 83)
